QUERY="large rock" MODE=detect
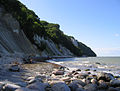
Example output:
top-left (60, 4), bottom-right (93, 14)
top-left (3, 83), bottom-right (21, 91)
top-left (27, 82), bottom-right (45, 91)
top-left (51, 82), bottom-right (70, 91)
top-left (69, 82), bottom-right (79, 91)
top-left (97, 72), bottom-right (114, 82)
top-left (69, 80), bottom-right (86, 91)
top-left (98, 82), bottom-right (108, 90)
top-left (110, 79), bottom-right (120, 87)
top-left (84, 84), bottom-right (98, 91)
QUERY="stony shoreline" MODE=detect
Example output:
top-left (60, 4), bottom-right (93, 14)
top-left (0, 54), bottom-right (120, 91)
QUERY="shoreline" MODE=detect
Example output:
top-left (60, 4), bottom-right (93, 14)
top-left (0, 55), bottom-right (120, 91)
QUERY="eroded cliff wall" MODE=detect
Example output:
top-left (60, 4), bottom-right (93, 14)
top-left (0, 7), bottom-right (37, 55)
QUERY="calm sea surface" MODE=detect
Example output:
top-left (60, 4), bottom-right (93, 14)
top-left (48, 57), bottom-right (120, 76)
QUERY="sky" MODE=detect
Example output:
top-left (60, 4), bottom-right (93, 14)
top-left (19, 0), bottom-right (120, 56)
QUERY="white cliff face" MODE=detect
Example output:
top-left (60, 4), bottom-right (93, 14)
top-left (0, 7), bottom-right (37, 55)
top-left (71, 38), bottom-right (79, 47)
top-left (34, 34), bottom-right (73, 56)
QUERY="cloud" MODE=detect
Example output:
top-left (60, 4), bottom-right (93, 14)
top-left (93, 47), bottom-right (120, 56)
top-left (115, 33), bottom-right (119, 37)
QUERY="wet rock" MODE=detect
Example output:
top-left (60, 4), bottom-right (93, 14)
top-left (110, 79), bottom-right (120, 87)
top-left (3, 83), bottom-right (21, 91)
top-left (97, 72), bottom-right (114, 82)
top-left (84, 84), bottom-right (98, 91)
top-left (27, 82), bottom-right (45, 91)
top-left (51, 82), bottom-right (70, 91)
top-left (52, 70), bottom-right (64, 75)
top-left (9, 65), bottom-right (20, 72)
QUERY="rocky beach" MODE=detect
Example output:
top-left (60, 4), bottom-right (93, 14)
top-left (0, 54), bottom-right (120, 91)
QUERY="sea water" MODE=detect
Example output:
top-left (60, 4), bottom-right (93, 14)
top-left (48, 57), bottom-right (120, 76)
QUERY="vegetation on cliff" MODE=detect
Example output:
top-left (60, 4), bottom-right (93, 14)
top-left (0, 0), bottom-right (96, 57)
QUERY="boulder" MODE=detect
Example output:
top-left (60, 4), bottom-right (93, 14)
top-left (110, 79), bottom-right (120, 87)
top-left (69, 82), bottom-right (79, 91)
top-left (97, 72), bottom-right (114, 82)
top-left (84, 84), bottom-right (98, 91)
top-left (51, 82), bottom-right (70, 91)
top-left (9, 65), bottom-right (20, 72)
top-left (27, 82), bottom-right (45, 91)
top-left (98, 82), bottom-right (108, 90)
top-left (52, 70), bottom-right (64, 75)
top-left (4, 83), bottom-right (21, 91)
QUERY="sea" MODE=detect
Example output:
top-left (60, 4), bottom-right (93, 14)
top-left (48, 57), bottom-right (120, 76)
